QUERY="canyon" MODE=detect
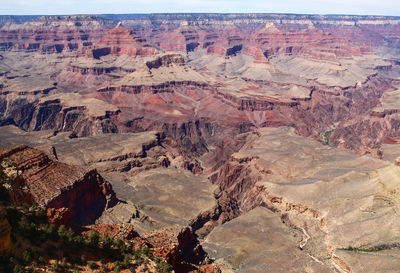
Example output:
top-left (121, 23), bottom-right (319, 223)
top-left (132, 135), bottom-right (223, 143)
top-left (0, 13), bottom-right (400, 272)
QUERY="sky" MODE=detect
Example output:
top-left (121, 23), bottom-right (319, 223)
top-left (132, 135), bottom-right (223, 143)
top-left (0, 0), bottom-right (399, 16)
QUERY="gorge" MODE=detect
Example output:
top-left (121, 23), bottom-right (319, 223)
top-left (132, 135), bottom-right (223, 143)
top-left (1, 13), bottom-right (400, 272)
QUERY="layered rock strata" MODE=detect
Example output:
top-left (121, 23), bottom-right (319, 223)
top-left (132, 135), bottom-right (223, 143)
top-left (0, 145), bottom-right (117, 225)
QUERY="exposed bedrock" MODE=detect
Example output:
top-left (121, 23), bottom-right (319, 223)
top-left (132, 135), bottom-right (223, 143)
top-left (292, 75), bottom-right (393, 139)
top-left (1, 14), bottom-right (400, 272)
top-left (97, 80), bottom-right (207, 95)
top-left (91, 24), bottom-right (157, 58)
top-left (202, 127), bottom-right (400, 272)
top-left (0, 145), bottom-right (117, 225)
top-left (213, 74), bottom-right (394, 152)
top-left (0, 95), bottom-right (120, 137)
top-left (0, 15), bottom-right (114, 54)
top-left (161, 119), bottom-right (212, 156)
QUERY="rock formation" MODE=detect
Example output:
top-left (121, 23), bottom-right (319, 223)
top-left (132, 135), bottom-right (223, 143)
top-left (1, 13), bottom-right (400, 273)
top-left (0, 145), bottom-right (117, 225)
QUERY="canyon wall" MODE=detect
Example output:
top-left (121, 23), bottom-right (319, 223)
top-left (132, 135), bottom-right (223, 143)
top-left (0, 145), bottom-right (117, 225)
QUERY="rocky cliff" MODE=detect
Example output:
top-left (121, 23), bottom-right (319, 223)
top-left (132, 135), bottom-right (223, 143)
top-left (0, 15), bottom-right (113, 53)
top-left (0, 145), bottom-right (117, 225)
top-left (0, 14), bottom-right (399, 153)
top-left (1, 13), bottom-right (400, 272)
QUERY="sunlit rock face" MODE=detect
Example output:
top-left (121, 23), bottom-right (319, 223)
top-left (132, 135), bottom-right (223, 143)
top-left (1, 13), bottom-right (400, 273)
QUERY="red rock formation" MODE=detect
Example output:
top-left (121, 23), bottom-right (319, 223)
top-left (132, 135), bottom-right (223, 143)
top-left (0, 145), bottom-right (117, 225)
top-left (0, 15), bottom-right (113, 53)
top-left (92, 24), bottom-right (157, 58)
top-left (46, 207), bottom-right (73, 227)
top-left (146, 226), bottom-right (219, 272)
top-left (0, 96), bottom-right (121, 137)
top-left (121, 15), bottom-right (395, 60)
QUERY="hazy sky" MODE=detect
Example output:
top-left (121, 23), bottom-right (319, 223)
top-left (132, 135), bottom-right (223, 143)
top-left (0, 0), bottom-right (399, 16)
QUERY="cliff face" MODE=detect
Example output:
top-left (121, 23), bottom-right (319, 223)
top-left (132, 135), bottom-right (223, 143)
top-left (122, 14), bottom-right (400, 57)
top-left (0, 15), bottom-right (113, 53)
top-left (0, 94), bottom-right (120, 137)
top-left (92, 24), bottom-right (157, 58)
top-left (0, 14), bottom-right (399, 154)
top-left (1, 13), bottom-right (400, 273)
top-left (203, 127), bottom-right (400, 272)
top-left (0, 145), bottom-right (117, 225)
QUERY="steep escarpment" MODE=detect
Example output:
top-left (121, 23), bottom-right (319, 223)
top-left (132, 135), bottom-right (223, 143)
top-left (0, 145), bottom-right (117, 225)
top-left (204, 127), bottom-right (400, 272)
top-left (0, 93), bottom-right (120, 137)
top-left (92, 24), bottom-right (157, 58)
top-left (0, 14), bottom-right (398, 154)
top-left (0, 15), bottom-right (113, 53)
top-left (329, 79), bottom-right (400, 152)
top-left (1, 13), bottom-right (400, 273)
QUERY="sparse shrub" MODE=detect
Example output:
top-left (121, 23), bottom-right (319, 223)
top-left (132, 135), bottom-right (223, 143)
top-left (88, 261), bottom-right (97, 270)
top-left (34, 208), bottom-right (47, 221)
top-left (41, 223), bottom-right (58, 241)
top-left (38, 256), bottom-right (46, 264)
top-left (87, 231), bottom-right (100, 249)
top-left (134, 249), bottom-right (144, 264)
top-left (60, 257), bottom-right (67, 269)
top-left (58, 225), bottom-right (68, 238)
top-left (122, 254), bottom-right (131, 269)
top-left (142, 247), bottom-right (153, 259)
top-left (13, 264), bottom-right (25, 273)
top-left (22, 248), bottom-right (32, 265)
top-left (155, 257), bottom-right (173, 273)
top-left (102, 234), bottom-right (113, 251)
top-left (51, 260), bottom-right (61, 272)
top-left (100, 263), bottom-right (109, 272)
top-left (72, 263), bottom-right (80, 273)
top-left (73, 235), bottom-right (85, 247)
top-left (113, 261), bottom-right (121, 273)
top-left (323, 130), bottom-right (334, 145)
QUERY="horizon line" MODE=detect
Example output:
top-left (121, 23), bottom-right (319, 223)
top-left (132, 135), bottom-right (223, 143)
top-left (1, 12), bottom-right (400, 18)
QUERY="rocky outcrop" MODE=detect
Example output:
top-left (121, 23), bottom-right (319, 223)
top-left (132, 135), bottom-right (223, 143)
top-left (46, 207), bottom-right (73, 227)
top-left (91, 24), bottom-right (157, 58)
top-left (97, 80), bottom-right (207, 95)
top-left (0, 145), bottom-right (117, 225)
top-left (120, 13), bottom-right (399, 59)
top-left (145, 226), bottom-right (213, 272)
top-left (146, 54), bottom-right (184, 69)
top-left (0, 95), bottom-right (120, 137)
top-left (1, 13), bottom-right (400, 273)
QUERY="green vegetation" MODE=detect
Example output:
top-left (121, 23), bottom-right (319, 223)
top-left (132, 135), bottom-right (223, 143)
top-left (155, 257), bottom-right (173, 273)
top-left (0, 203), bottom-right (175, 272)
top-left (145, 160), bottom-right (159, 165)
top-left (0, 157), bottom-right (175, 273)
top-left (86, 230), bottom-right (100, 248)
top-left (323, 129), bottom-right (334, 145)
top-left (88, 261), bottom-right (97, 270)
top-left (340, 245), bottom-right (391, 252)
top-left (0, 158), bottom-right (17, 204)
top-left (341, 245), bottom-right (357, 251)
